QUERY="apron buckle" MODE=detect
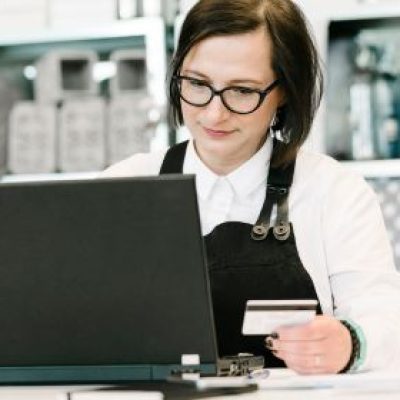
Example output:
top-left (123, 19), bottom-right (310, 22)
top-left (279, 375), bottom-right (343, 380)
top-left (273, 223), bottom-right (290, 241)
top-left (251, 223), bottom-right (269, 240)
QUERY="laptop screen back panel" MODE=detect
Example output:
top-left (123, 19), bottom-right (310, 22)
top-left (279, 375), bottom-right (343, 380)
top-left (0, 175), bottom-right (218, 382)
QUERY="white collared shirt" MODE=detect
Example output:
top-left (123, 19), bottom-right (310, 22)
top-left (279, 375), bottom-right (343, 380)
top-left (101, 138), bottom-right (400, 372)
top-left (183, 138), bottom-right (272, 235)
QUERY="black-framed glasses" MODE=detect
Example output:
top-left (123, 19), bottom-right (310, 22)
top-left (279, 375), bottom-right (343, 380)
top-left (173, 75), bottom-right (280, 115)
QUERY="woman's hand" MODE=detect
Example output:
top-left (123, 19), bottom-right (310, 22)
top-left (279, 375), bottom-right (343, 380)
top-left (265, 315), bottom-right (352, 374)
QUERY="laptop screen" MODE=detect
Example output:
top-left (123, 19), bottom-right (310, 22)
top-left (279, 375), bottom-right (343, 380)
top-left (0, 175), bottom-right (218, 381)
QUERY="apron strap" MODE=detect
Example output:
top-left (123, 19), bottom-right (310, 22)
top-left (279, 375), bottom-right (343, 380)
top-left (160, 139), bottom-right (295, 241)
top-left (252, 139), bottom-right (296, 241)
top-left (159, 140), bottom-right (189, 174)
top-left (273, 196), bottom-right (290, 241)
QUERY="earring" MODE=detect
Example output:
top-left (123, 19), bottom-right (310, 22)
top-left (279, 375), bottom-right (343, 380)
top-left (270, 107), bottom-right (290, 144)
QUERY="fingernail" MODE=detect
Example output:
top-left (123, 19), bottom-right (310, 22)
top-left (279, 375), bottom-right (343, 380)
top-left (265, 337), bottom-right (274, 349)
top-left (271, 332), bottom-right (279, 339)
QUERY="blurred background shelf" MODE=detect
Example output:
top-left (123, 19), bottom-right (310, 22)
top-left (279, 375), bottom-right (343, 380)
top-left (0, 17), bottom-right (160, 44)
top-left (0, 16), bottom-right (169, 177)
top-left (297, 0), bottom-right (400, 172)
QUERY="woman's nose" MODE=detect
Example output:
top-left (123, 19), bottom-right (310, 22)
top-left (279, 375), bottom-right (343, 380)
top-left (201, 94), bottom-right (231, 124)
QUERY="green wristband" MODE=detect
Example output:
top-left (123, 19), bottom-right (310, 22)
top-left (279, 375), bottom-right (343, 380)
top-left (340, 319), bottom-right (366, 372)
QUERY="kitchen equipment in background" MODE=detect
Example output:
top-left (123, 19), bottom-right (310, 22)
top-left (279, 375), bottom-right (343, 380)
top-left (109, 49), bottom-right (146, 97)
top-left (107, 48), bottom-right (160, 164)
top-left (34, 50), bottom-right (99, 104)
top-left (0, 77), bottom-right (22, 178)
top-left (0, 14), bottom-right (167, 178)
top-left (30, 49), bottom-right (105, 173)
top-left (58, 97), bottom-right (106, 172)
top-left (107, 93), bottom-right (154, 164)
top-left (327, 18), bottom-right (400, 161)
top-left (8, 102), bottom-right (56, 174)
top-left (350, 39), bottom-right (399, 160)
top-left (349, 43), bottom-right (377, 160)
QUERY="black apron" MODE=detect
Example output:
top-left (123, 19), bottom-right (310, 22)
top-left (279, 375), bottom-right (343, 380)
top-left (160, 140), bottom-right (321, 368)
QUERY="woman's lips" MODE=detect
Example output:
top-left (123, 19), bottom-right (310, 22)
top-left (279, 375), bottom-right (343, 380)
top-left (204, 127), bottom-right (235, 137)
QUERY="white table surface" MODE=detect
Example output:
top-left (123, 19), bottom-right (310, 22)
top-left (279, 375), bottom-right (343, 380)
top-left (0, 369), bottom-right (399, 400)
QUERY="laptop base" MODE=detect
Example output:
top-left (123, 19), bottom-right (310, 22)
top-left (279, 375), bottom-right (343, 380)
top-left (0, 364), bottom-right (217, 384)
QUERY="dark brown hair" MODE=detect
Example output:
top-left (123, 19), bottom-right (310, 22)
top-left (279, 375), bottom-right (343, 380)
top-left (168, 0), bottom-right (324, 167)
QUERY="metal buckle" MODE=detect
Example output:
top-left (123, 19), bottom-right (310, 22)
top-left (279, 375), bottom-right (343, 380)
top-left (267, 185), bottom-right (289, 196)
top-left (273, 223), bottom-right (290, 241)
top-left (251, 223), bottom-right (269, 240)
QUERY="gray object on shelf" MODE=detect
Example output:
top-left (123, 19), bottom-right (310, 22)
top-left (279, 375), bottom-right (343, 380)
top-left (107, 92), bottom-right (154, 164)
top-left (58, 97), bottom-right (106, 172)
top-left (109, 49), bottom-right (147, 98)
top-left (0, 78), bottom-right (21, 178)
top-left (34, 50), bottom-right (99, 104)
top-left (7, 101), bottom-right (57, 174)
top-left (0, 17), bottom-right (168, 178)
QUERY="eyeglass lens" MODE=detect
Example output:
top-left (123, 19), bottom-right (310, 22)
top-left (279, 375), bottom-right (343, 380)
top-left (178, 78), bottom-right (262, 114)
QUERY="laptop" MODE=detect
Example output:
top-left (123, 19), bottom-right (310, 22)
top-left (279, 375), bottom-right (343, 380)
top-left (0, 175), bottom-right (221, 384)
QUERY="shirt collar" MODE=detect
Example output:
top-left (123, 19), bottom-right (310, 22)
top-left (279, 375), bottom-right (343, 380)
top-left (183, 136), bottom-right (273, 199)
top-left (226, 136), bottom-right (272, 198)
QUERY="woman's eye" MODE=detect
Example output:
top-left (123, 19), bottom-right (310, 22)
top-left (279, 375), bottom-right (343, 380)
top-left (188, 79), bottom-right (208, 88)
top-left (232, 87), bottom-right (256, 95)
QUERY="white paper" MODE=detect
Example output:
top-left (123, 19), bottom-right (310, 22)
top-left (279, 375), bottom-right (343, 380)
top-left (258, 368), bottom-right (400, 390)
top-left (67, 391), bottom-right (163, 400)
top-left (196, 376), bottom-right (252, 390)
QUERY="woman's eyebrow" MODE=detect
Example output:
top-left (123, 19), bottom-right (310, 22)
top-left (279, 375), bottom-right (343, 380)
top-left (181, 69), bottom-right (208, 78)
top-left (181, 69), bottom-right (264, 85)
top-left (229, 78), bottom-right (264, 85)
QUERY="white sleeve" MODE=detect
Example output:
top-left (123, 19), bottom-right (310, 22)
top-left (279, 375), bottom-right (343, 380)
top-left (322, 170), bottom-right (400, 371)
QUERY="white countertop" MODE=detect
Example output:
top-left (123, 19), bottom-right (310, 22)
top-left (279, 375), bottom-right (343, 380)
top-left (0, 369), bottom-right (399, 400)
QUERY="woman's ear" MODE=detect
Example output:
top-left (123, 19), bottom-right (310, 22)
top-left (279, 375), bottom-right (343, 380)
top-left (270, 105), bottom-right (290, 144)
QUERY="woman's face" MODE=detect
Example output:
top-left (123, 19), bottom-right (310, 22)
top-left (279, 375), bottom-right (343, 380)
top-left (180, 28), bottom-right (284, 173)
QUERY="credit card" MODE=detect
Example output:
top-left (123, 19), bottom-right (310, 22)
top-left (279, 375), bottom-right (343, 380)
top-left (242, 299), bottom-right (318, 335)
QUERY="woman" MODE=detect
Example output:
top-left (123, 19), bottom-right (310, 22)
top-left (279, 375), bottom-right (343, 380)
top-left (102, 0), bottom-right (400, 374)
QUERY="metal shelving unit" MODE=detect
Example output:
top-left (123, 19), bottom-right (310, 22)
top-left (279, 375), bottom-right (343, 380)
top-left (0, 17), bottom-right (168, 182)
top-left (297, 0), bottom-right (400, 178)
top-left (0, 17), bottom-right (167, 103)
